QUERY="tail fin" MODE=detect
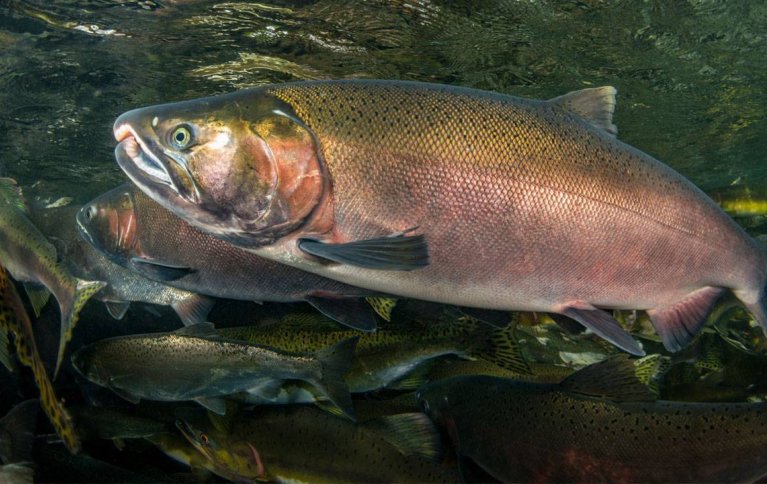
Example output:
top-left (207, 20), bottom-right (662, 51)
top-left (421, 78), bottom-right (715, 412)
top-left (314, 337), bottom-right (358, 420)
top-left (464, 321), bottom-right (532, 375)
top-left (54, 278), bottom-right (106, 377)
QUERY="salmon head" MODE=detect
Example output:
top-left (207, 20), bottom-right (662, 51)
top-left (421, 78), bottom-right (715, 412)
top-left (77, 185), bottom-right (139, 266)
top-left (112, 87), bottom-right (326, 246)
top-left (176, 418), bottom-right (267, 481)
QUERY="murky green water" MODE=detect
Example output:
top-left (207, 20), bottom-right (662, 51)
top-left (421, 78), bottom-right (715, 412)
top-left (2, 1), bottom-right (767, 482)
top-left (1, 1), bottom-right (765, 202)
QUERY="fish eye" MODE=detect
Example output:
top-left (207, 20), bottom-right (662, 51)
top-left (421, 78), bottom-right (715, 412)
top-left (170, 125), bottom-right (193, 149)
top-left (84, 206), bottom-right (96, 221)
top-left (199, 433), bottom-right (209, 445)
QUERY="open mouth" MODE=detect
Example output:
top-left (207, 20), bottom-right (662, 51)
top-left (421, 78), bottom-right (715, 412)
top-left (114, 124), bottom-right (173, 186)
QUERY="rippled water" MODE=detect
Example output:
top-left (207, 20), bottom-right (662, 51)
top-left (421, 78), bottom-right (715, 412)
top-left (1, 0), bottom-right (765, 205)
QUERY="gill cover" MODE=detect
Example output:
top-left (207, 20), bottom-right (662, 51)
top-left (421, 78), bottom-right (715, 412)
top-left (233, 100), bottom-right (326, 245)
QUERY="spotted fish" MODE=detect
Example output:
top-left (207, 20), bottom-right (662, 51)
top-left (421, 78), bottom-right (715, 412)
top-left (0, 264), bottom-right (80, 453)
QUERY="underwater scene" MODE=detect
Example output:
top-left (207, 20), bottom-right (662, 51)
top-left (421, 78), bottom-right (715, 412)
top-left (1, 0), bottom-right (767, 482)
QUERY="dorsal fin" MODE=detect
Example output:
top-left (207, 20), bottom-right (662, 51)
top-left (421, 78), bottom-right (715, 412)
top-left (0, 177), bottom-right (28, 213)
top-left (550, 86), bottom-right (618, 136)
top-left (560, 354), bottom-right (656, 402)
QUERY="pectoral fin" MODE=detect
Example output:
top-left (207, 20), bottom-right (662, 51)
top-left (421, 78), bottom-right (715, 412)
top-left (298, 232), bottom-right (429, 270)
top-left (305, 296), bottom-right (378, 332)
top-left (559, 304), bottom-right (645, 356)
top-left (129, 257), bottom-right (195, 282)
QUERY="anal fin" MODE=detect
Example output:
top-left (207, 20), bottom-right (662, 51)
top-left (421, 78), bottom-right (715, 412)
top-left (646, 286), bottom-right (724, 352)
top-left (560, 304), bottom-right (644, 356)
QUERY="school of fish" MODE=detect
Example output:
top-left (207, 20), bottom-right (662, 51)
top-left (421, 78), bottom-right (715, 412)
top-left (2, 80), bottom-right (767, 483)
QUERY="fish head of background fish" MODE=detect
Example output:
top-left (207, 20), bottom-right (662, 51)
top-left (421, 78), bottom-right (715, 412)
top-left (77, 185), bottom-right (141, 267)
top-left (176, 418), bottom-right (266, 481)
top-left (70, 343), bottom-right (110, 387)
top-left (113, 87), bottom-right (326, 247)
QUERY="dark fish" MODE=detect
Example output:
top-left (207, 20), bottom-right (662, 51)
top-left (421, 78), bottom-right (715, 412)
top-left (71, 322), bottom-right (357, 419)
top-left (176, 406), bottom-right (460, 483)
top-left (0, 178), bottom-right (105, 375)
top-left (29, 204), bottom-right (213, 325)
top-left (112, 80), bottom-right (767, 356)
top-left (417, 356), bottom-right (767, 483)
top-left (77, 183), bottom-right (379, 331)
top-left (0, 399), bottom-right (38, 464)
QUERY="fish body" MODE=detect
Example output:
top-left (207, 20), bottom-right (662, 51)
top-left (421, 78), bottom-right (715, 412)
top-left (71, 323), bottom-right (356, 418)
top-left (29, 205), bottom-right (213, 325)
top-left (220, 313), bottom-right (527, 393)
top-left (177, 406), bottom-right (459, 483)
top-left (0, 264), bottom-right (80, 453)
top-left (0, 178), bottom-right (105, 374)
top-left (112, 80), bottom-right (767, 355)
top-left (418, 358), bottom-right (767, 483)
top-left (78, 184), bottom-right (379, 331)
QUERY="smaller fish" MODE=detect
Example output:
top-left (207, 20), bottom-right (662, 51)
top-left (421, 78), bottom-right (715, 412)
top-left (0, 264), bottom-right (80, 453)
top-left (418, 355), bottom-right (767, 483)
top-left (77, 184), bottom-right (380, 332)
top-left (0, 178), bottom-right (105, 375)
top-left (219, 311), bottom-right (529, 393)
top-left (30, 205), bottom-right (213, 325)
top-left (71, 323), bottom-right (357, 419)
top-left (176, 406), bottom-right (460, 483)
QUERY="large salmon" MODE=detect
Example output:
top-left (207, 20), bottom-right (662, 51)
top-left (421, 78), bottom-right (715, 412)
top-left (112, 80), bottom-right (767, 355)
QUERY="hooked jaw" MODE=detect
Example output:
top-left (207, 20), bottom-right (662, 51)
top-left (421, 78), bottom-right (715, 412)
top-left (113, 110), bottom-right (200, 205)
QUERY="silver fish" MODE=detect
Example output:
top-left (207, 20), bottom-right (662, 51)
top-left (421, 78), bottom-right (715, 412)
top-left (71, 322), bottom-right (357, 419)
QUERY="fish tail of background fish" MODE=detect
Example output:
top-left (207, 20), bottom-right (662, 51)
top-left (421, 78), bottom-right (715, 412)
top-left (314, 337), bottom-right (359, 419)
top-left (461, 319), bottom-right (531, 375)
top-left (0, 264), bottom-right (81, 453)
top-left (53, 278), bottom-right (106, 378)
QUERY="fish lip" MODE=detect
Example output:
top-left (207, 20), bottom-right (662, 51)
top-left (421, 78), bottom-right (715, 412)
top-left (114, 123), bottom-right (201, 205)
top-left (114, 124), bottom-right (173, 186)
